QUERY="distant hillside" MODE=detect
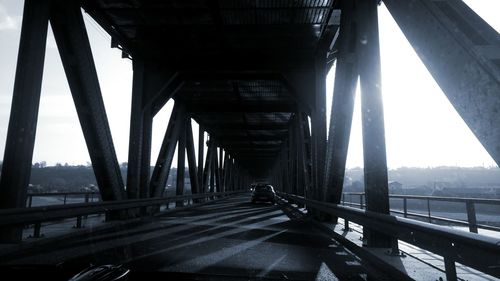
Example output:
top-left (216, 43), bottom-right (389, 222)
top-left (0, 163), bottom-right (498, 192)
top-left (345, 166), bottom-right (500, 188)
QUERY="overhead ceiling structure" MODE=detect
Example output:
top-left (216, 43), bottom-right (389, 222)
top-left (82, 0), bottom-right (340, 176)
top-left (2, 0), bottom-right (500, 264)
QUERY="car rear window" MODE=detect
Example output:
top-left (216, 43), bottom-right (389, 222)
top-left (255, 185), bottom-right (273, 191)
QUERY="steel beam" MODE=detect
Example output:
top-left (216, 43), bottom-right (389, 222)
top-left (202, 138), bottom-right (214, 193)
top-left (186, 120), bottom-right (200, 195)
top-left (357, 0), bottom-right (391, 248)
top-left (228, 158), bottom-right (234, 191)
top-left (210, 152), bottom-right (216, 194)
top-left (223, 151), bottom-right (230, 192)
top-left (0, 0), bottom-right (50, 242)
top-left (213, 148), bottom-right (221, 192)
top-left (311, 58), bottom-right (327, 202)
top-left (184, 102), bottom-right (296, 113)
top-left (139, 110), bottom-right (153, 199)
top-left (211, 134), bottom-right (287, 142)
top-left (198, 125), bottom-right (205, 188)
top-left (216, 148), bottom-right (222, 192)
top-left (197, 123), bottom-right (288, 130)
top-left (324, 1), bottom-right (358, 217)
top-left (150, 104), bottom-right (181, 197)
top-left (151, 73), bottom-right (184, 116)
top-left (126, 60), bottom-right (158, 199)
top-left (219, 147), bottom-right (224, 190)
top-left (176, 113), bottom-right (186, 207)
top-left (50, 0), bottom-right (126, 203)
top-left (297, 113), bottom-right (311, 198)
top-left (384, 0), bottom-right (500, 166)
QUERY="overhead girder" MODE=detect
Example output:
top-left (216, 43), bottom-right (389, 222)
top-left (207, 134), bottom-right (287, 142)
top-left (195, 123), bottom-right (289, 130)
top-left (184, 101), bottom-right (296, 113)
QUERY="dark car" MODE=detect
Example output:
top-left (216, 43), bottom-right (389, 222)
top-left (251, 184), bottom-right (276, 204)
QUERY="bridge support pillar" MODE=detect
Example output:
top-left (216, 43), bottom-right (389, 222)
top-left (127, 60), bottom-right (169, 200)
top-left (357, 0), bottom-right (391, 248)
top-left (223, 152), bottom-right (230, 192)
top-left (296, 112), bottom-right (311, 199)
top-left (0, 0), bottom-right (50, 242)
top-left (203, 138), bottom-right (214, 193)
top-left (324, 0), bottom-right (358, 223)
top-left (311, 60), bottom-right (327, 202)
top-left (197, 126), bottom-right (205, 189)
top-left (210, 151), bottom-right (216, 194)
top-left (214, 147), bottom-right (221, 193)
top-left (176, 112), bottom-right (186, 207)
top-left (186, 120), bottom-right (200, 196)
top-left (50, 0), bottom-right (127, 219)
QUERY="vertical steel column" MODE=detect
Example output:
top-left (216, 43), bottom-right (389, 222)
top-left (126, 61), bottom-right (145, 199)
top-left (126, 60), bottom-right (159, 199)
top-left (357, 0), bottom-right (391, 248)
top-left (150, 104), bottom-right (181, 197)
top-left (228, 158), bottom-right (235, 191)
top-left (186, 119), bottom-right (200, 195)
top-left (210, 152), bottom-right (216, 193)
top-left (303, 114), bottom-right (313, 194)
top-left (0, 0), bottom-right (50, 242)
top-left (298, 113), bottom-right (312, 198)
top-left (202, 138), bottom-right (214, 193)
top-left (218, 147), bottom-right (223, 191)
top-left (324, 0), bottom-right (358, 217)
top-left (293, 119), bottom-right (301, 197)
top-left (311, 59), bottom-right (327, 201)
top-left (222, 152), bottom-right (230, 192)
top-left (176, 113), bottom-right (186, 207)
top-left (198, 126), bottom-right (204, 188)
top-left (288, 132), bottom-right (295, 194)
top-left (50, 1), bottom-right (126, 203)
top-left (214, 148), bottom-right (221, 192)
top-left (139, 109), bottom-right (153, 199)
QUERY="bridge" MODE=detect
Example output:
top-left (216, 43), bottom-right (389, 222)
top-left (0, 0), bottom-right (499, 280)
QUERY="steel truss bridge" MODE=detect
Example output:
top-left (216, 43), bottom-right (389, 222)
top-left (0, 0), bottom-right (499, 280)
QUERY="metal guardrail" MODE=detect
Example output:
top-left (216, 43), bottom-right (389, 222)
top-left (341, 192), bottom-right (500, 233)
top-left (278, 192), bottom-right (500, 281)
top-left (2, 191), bottom-right (242, 239)
top-left (26, 192), bottom-right (100, 207)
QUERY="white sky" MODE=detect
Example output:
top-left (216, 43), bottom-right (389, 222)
top-left (0, 0), bottom-right (499, 169)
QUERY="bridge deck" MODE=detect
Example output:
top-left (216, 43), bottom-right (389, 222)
top-left (4, 194), bottom-right (389, 280)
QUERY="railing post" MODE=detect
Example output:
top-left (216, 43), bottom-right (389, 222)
top-left (465, 200), bottom-right (478, 233)
top-left (63, 194), bottom-right (67, 205)
top-left (360, 194), bottom-right (364, 209)
top-left (403, 198), bottom-right (407, 218)
top-left (28, 195), bottom-right (33, 208)
top-left (32, 223), bottom-right (42, 238)
top-left (444, 257), bottom-right (457, 281)
top-left (84, 193), bottom-right (90, 219)
top-left (427, 198), bottom-right (432, 223)
top-left (74, 216), bottom-right (83, 228)
top-left (343, 219), bottom-right (350, 231)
